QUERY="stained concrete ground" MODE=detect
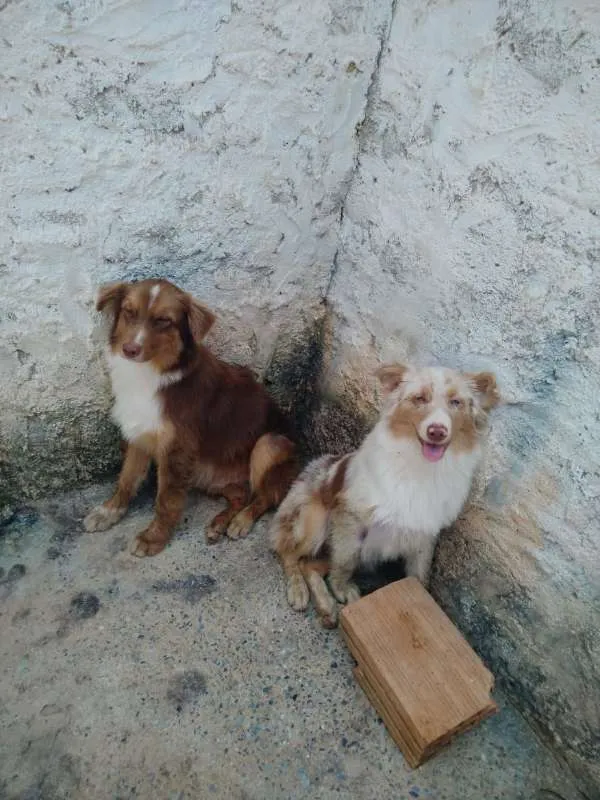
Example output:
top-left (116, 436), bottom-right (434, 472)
top-left (0, 484), bottom-right (584, 800)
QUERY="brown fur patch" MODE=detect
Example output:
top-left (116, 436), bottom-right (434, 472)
top-left (300, 558), bottom-right (329, 577)
top-left (302, 496), bottom-right (330, 546)
top-left (272, 494), bottom-right (329, 571)
top-left (375, 363), bottom-right (408, 395)
top-left (107, 444), bottom-right (150, 510)
top-left (410, 386), bottom-right (433, 404)
top-left (193, 461), bottom-right (249, 493)
top-left (187, 297), bottom-right (216, 343)
top-left (250, 433), bottom-right (296, 493)
top-left (466, 371), bottom-right (501, 411)
top-left (226, 495), bottom-right (272, 539)
top-left (450, 408), bottom-right (479, 454)
top-left (207, 483), bottom-right (250, 542)
top-left (96, 282), bottom-right (126, 314)
top-left (131, 458), bottom-right (188, 557)
top-left (388, 401), bottom-right (426, 440)
top-left (258, 457), bottom-right (300, 508)
top-left (319, 454), bottom-right (351, 508)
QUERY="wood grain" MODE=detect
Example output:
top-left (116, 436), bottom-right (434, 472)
top-left (340, 577), bottom-right (497, 766)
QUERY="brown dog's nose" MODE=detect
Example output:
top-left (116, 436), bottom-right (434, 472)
top-left (122, 342), bottom-right (142, 359)
top-left (426, 423), bottom-right (448, 443)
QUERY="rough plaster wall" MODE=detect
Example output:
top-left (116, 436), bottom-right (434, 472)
top-left (0, 0), bottom-right (391, 503)
top-left (2, 0), bottom-right (599, 791)
top-left (323, 0), bottom-right (600, 792)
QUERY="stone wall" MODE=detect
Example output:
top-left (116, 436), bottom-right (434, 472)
top-left (322, 0), bottom-right (600, 793)
top-left (1, 0), bottom-right (599, 793)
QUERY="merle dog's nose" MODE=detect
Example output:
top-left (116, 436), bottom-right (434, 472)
top-left (122, 342), bottom-right (142, 359)
top-left (426, 423), bottom-right (448, 443)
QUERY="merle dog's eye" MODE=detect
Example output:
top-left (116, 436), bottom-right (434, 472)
top-left (153, 317), bottom-right (172, 330)
top-left (449, 397), bottom-right (462, 408)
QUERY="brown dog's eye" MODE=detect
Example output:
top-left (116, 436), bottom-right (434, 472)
top-left (153, 317), bottom-right (172, 330)
top-left (122, 307), bottom-right (136, 321)
top-left (412, 394), bottom-right (428, 405)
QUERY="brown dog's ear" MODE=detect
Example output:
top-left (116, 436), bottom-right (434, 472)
top-left (96, 282), bottom-right (126, 314)
top-left (467, 371), bottom-right (500, 411)
top-left (375, 363), bottom-right (409, 396)
top-left (186, 295), bottom-right (216, 343)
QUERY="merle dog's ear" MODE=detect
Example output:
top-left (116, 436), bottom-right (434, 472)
top-left (375, 363), bottom-right (409, 396)
top-left (186, 295), bottom-right (216, 343)
top-left (466, 371), bottom-right (501, 411)
top-left (96, 282), bottom-right (127, 315)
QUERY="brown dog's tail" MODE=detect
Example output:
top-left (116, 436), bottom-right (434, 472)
top-left (250, 433), bottom-right (299, 508)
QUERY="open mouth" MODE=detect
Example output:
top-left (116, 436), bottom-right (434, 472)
top-left (419, 439), bottom-right (448, 463)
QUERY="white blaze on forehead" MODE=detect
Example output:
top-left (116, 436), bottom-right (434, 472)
top-left (398, 370), bottom-right (427, 397)
top-left (149, 284), bottom-right (161, 307)
top-left (400, 367), bottom-right (446, 398)
top-left (134, 329), bottom-right (146, 345)
top-left (402, 367), bottom-right (466, 401)
top-left (432, 370), bottom-right (450, 399)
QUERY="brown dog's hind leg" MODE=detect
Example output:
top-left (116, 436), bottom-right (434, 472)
top-left (226, 433), bottom-right (298, 540)
top-left (206, 483), bottom-right (250, 544)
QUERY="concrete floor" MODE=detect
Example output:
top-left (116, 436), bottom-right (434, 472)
top-left (0, 484), bottom-right (583, 800)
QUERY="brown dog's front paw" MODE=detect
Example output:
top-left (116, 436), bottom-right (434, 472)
top-left (84, 504), bottom-right (125, 533)
top-left (130, 528), bottom-right (168, 558)
top-left (226, 509), bottom-right (254, 540)
top-left (206, 518), bottom-right (226, 544)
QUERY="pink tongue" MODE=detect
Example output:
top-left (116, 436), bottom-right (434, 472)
top-left (422, 442), bottom-right (446, 462)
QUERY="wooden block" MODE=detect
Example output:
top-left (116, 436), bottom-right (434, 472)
top-left (340, 577), bottom-right (497, 766)
top-left (353, 665), bottom-right (423, 767)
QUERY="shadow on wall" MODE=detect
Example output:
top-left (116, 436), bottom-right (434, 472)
top-left (262, 300), bottom-right (373, 461)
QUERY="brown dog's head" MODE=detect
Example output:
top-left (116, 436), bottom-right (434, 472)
top-left (96, 279), bottom-right (215, 372)
top-left (376, 363), bottom-right (500, 462)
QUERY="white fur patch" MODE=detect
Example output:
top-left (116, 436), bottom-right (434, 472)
top-left (106, 351), bottom-right (181, 441)
top-left (149, 284), bottom-right (161, 307)
top-left (346, 420), bottom-right (481, 565)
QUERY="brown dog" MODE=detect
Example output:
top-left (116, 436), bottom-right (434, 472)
top-left (84, 279), bottom-right (298, 557)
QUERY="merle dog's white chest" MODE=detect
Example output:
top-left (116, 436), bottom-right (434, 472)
top-left (358, 521), bottom-right (430, 565)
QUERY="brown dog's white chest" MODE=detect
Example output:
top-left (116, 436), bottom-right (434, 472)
top-left (107, 351), bottom-right (177, 442)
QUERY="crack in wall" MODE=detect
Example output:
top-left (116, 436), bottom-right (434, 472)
top-left (324, 0), bottom-right (398, 301)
